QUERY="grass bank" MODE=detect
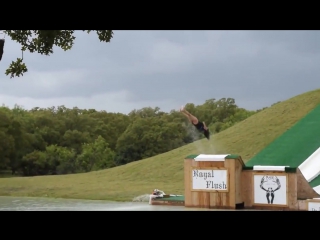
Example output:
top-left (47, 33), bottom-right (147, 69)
top-left (1, 89), bottom-right (320, 201)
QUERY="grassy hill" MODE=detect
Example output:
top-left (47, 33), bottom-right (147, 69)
top-left (1, 89), bottom-right (320, 201)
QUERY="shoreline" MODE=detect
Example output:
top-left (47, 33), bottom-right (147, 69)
top-left (0, 194), bottom-right (135, 202)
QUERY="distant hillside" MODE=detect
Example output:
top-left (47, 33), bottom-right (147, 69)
top-left (0, 89), bottom-right (320, 201)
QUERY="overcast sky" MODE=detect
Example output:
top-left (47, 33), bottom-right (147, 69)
top-left (0, 30), bottom-right (319, 114)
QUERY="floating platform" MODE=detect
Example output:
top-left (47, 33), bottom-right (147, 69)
top-left (151, 195), bottom-right (185, 206)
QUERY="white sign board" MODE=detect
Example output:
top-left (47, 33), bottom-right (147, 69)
top-left (253, 174), bottom-right (287, 206)
top-left (308, 201), bottom-right (320, 211)
top-left (192, 168), bottom-right (228, 191)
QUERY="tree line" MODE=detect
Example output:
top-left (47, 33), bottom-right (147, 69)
top-left (0, 97), bottom-right (265, 177)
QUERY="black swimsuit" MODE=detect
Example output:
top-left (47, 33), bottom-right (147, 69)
top-left (193, 121), bottom-right (205, 132)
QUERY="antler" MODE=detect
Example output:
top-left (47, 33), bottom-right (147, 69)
top-left (260, 176), bottom-right (267, 184)
top-left (260, 176), bottom-right (268, 191)
top-left (273, 178), bottom-right (281, 191)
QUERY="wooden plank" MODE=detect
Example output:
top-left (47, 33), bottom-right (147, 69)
top-left (222, 191), bottom-right (228, 207)
top-left (209, 192), bottom-right (221, 207)
top-left (297, 199), bottom-right (307, 211)
top-left (151, 200), bottom-right (185, 206)
top-left (287, 172), bottom-right (297, 210)
top-left (191, 190), bottom-right (198, 207)
top-left (191, 160), bottom-right (199, 207)
top-left (250, 205), bottom-right (288, 211)
top-left (199, 161), bottom-right (225, 168)
top-left (198, 191), bottom-right (210, 208)
top-left (241, 171), bottom-right (253, 207)
top-left (224, 159), bottom-right (234, 208)
top-left (235, 159), bottom-right (243, 204)
top-left (209, 191), bottom-right (216, 207)
top-left (184, 159), bottom-right (192, 207)
top-left (209, 192), bottom-right (231, 208)
top-left (306, 199), bottom-right (320, 202)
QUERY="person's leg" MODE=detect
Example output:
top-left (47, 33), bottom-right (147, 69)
top-left (266, 192), bottom-right (270, 204)
top-left (180, 106), bottom-right (199, 124)
top-left (270, 192), bottom-right (274, 204)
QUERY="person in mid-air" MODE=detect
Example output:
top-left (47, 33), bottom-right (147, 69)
top-left (180, 106), bottom-right (210, 140)
top-left (0, 38), bottom-right (4, 61)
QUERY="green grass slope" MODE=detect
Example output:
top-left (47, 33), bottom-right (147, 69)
top-left (1, 89), bottom-right (320, 201)
top-left (245, 102), bottom-right (320, 169)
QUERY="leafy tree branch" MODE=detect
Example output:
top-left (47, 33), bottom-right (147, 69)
top-left (1, 30), bottom-right (113, 78)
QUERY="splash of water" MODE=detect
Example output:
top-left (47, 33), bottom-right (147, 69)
top-left (132, 194), bottom-right (150, 202)
top-left (185, 124), bottom-right (215, 154)
top-left (188, 123), bottom-right (218, 154)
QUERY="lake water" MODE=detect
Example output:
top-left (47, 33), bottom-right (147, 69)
top-left (0, 196), bottom-right (259, 211)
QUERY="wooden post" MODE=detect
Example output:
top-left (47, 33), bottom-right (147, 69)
top-left (184, 154), bottom-right (244, 209)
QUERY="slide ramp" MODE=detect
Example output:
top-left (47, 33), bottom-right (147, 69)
top-left (298, 146), bottom-right (320, 183)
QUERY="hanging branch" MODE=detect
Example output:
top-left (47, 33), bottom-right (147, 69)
top-left (2, 30), bottom-right (113, 78)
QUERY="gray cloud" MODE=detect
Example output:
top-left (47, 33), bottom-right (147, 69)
top-left (0, 30), bottom-right (319, 113)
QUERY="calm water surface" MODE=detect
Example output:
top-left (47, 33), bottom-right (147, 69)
top-left (0, 196), bottom-right (260, 211)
